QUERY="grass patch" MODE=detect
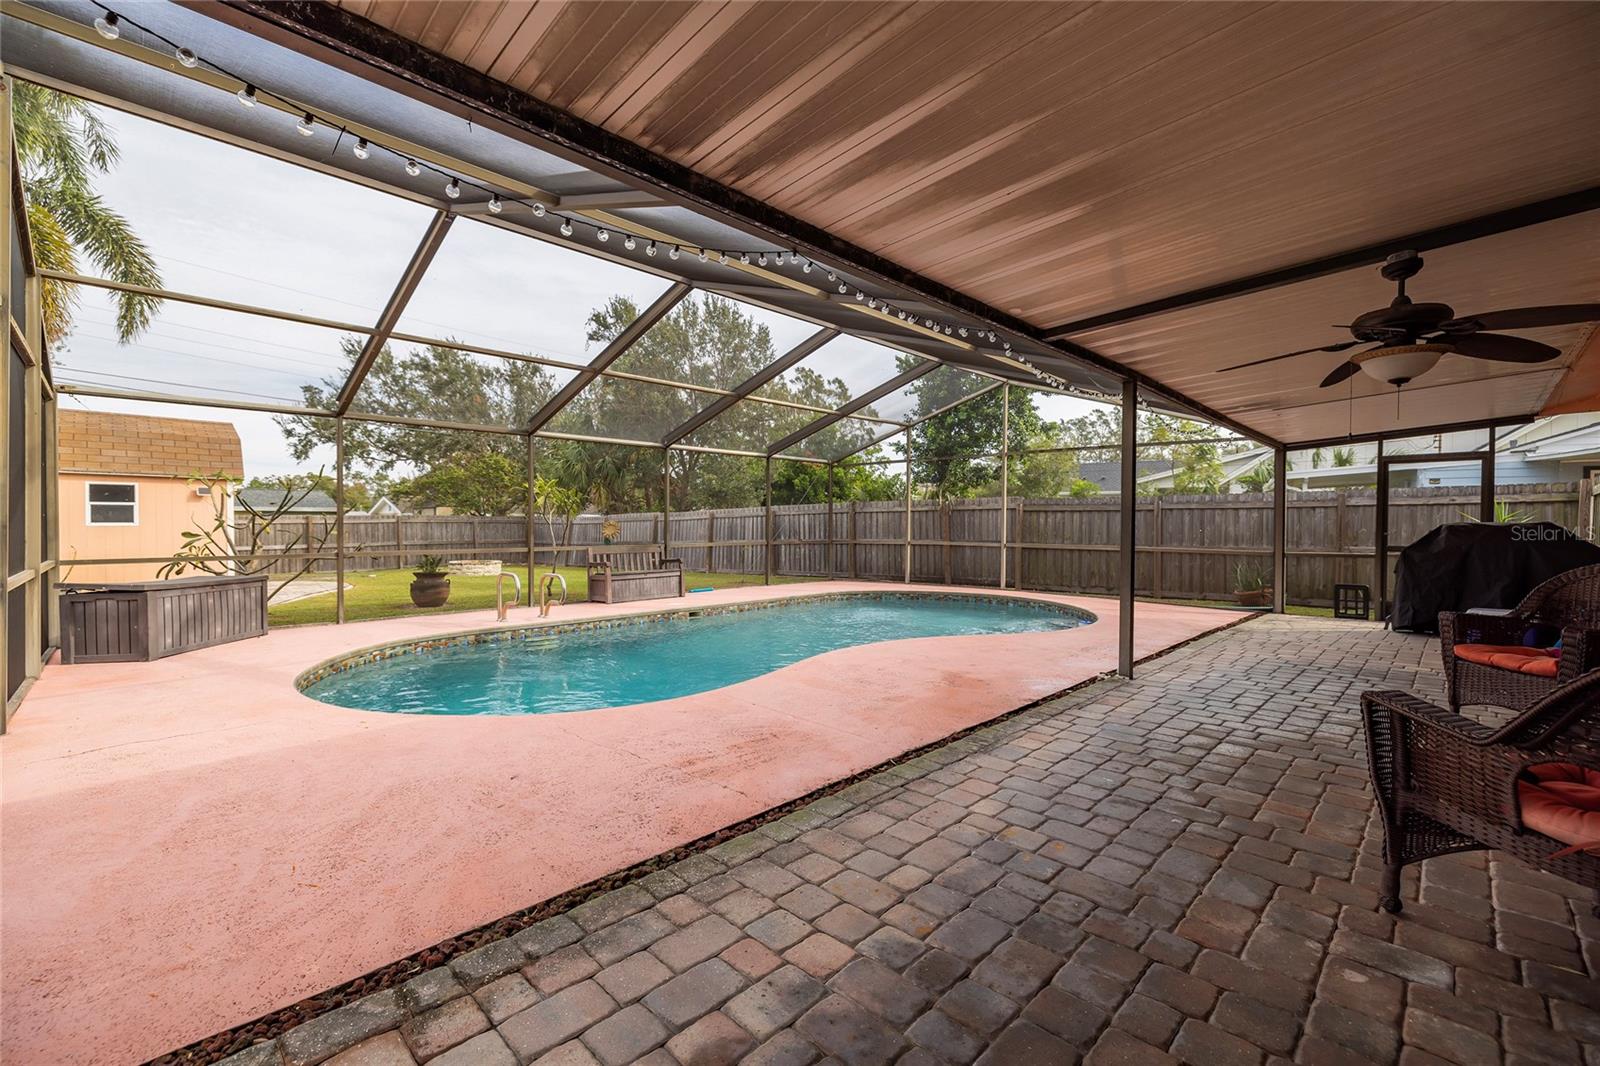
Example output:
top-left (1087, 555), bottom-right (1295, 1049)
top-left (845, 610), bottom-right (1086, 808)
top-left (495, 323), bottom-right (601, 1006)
top-left (267, 566), bottom-right (812, 626)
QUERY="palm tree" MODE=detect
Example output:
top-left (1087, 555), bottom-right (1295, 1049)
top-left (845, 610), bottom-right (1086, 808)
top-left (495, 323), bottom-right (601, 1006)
top-left (11, 83), bottom-right (160, 344)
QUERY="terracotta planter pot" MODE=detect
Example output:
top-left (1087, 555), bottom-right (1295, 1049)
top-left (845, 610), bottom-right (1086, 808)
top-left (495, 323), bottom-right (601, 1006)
top-left (409, 573), bottom-right (451, 608)
top-left (1234, 587), bottom-right (1273, 608)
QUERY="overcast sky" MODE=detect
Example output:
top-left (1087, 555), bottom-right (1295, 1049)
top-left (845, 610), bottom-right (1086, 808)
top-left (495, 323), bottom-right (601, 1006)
top-left (57, 100), bottom-right (1102, 479)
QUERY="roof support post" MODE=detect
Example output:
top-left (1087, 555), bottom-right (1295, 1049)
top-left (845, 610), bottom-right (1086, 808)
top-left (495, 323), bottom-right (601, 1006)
top-left (904, 431), bottom-right (913, 584)
top-left (526, 282), bottom-right (692, 435)
top-left (1119, 379), bottom-right (1137, 678)
top-left (336, 210), bottom-right (454, 415)
top-left (531, 438), bottom-right (544, 576)
top-left (999, 382), bottom-right (1010, 590)
top-left (764, 457), bottom-right (773, 586)
top-left (335, 417), bottom-right (346, 624)
top-left (1272, 444), bottom-right (1286, 614)
top-left (826, 463), bottom-right (835, 580)
top-left (662, 448), bottom-right (671, 557)
top-left (1481, 427), bottom-right (1496, 522)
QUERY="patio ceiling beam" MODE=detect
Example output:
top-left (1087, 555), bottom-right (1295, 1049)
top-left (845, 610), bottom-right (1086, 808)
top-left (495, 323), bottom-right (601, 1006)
top-left (335, 210), bottom-right (454, 416)
top-left (661, 327), bottom-right (838, 447)
top-left (766, 360), bottom-right (939, 457)
top-left (201, 0), bottom-right (1280, 450)
top-left (524, 281), bottom-right (691, 435)
top-left (1043, 186), bottom-right (1600, 339)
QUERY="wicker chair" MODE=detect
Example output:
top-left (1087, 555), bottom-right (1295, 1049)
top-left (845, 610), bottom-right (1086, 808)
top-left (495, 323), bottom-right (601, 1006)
top-left (1439, 564), bottom-right (1600, 711)
top-left (1363, 671), bottom-right (1600, 917)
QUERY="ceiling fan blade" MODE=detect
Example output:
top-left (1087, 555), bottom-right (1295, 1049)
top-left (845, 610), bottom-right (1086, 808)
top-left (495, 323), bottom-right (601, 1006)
top-left (1216, 339), bottom-right (1360, 374)
top-left (1439, 304), bottom-right (1600, 332)
top-left (1446, 332), bottom-right (1563, 363)
top-left (1319, 360), bottom-right (1361, 388)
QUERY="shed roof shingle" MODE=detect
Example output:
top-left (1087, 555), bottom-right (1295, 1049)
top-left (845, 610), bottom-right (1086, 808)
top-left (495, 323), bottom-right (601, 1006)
top-left (59, 411), bottom-right (244, 479)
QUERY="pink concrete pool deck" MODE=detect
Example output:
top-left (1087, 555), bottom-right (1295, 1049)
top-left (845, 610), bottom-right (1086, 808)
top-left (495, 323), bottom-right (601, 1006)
top-left (0, 582), bottom-right (1233, 1065)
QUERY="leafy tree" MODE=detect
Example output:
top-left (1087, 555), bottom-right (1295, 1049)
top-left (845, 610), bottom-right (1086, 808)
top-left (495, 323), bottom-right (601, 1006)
top-left (911, 386), bottom-right (1041, 500)
top-left (771, 458), bottom-right (902, 504)
top-left (1332, 446), bottom-right (1357, 467)
top-left (531, 477), bottom-right (582, 571)
top-left (280, 337), bottom-right (545, 473)
top-left (1237, 461), bottom-right (1274, 493)
top-left (12, 84), bottom-right (161, 343)
top-left (396, 452), bottom-right (526, 515)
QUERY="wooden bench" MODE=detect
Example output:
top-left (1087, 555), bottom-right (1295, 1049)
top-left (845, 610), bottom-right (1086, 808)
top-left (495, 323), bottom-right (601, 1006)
top-left (586, 547), bottom-right (685, 604)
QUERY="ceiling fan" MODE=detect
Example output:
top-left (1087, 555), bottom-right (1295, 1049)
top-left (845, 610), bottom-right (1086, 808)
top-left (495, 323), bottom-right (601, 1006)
top-left (1217, 250), bottom-right (1600, 388)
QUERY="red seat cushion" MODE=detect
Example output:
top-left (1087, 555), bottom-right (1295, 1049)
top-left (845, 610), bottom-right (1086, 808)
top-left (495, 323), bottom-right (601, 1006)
top-left (1454, 643), bottom-right (1561, 677)
top-left (1517, 763), bottom-right (1600, 848)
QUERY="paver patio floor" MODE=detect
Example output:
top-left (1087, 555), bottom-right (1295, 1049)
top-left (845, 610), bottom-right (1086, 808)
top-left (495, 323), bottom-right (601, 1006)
top-left (211, 613), bottom-right (1598, 1066)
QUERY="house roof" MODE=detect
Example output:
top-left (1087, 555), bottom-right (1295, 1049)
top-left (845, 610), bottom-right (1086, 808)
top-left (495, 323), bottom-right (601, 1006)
top-left (236, 488), bottom-right (339, 514)
top-left (58, 410), bottom-right (243, 479)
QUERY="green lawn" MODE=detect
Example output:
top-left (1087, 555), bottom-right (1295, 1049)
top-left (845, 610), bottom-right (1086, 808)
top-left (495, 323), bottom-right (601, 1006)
top-left (1136, 596), bottom-right (1335, 618)
top-left (268, 566), bottom-right (811, 626)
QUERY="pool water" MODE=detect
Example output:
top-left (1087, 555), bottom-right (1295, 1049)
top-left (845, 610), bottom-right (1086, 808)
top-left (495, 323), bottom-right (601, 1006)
top-left (302, 594), bottom-right (1089, 715)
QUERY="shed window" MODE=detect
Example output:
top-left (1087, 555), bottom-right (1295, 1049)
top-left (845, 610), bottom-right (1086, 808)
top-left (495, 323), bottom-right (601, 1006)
top-left (87, 482), bottom-right (138, 525)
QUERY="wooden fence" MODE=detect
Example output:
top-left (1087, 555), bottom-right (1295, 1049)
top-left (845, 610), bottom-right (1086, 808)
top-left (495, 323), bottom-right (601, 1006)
top-left (237, 482), bottom-right (1584, 606)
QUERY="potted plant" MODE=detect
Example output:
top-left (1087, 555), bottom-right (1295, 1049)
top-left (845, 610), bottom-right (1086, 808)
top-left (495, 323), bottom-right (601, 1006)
top-left (1233, 562), bottom-right (1272, 608)
top-left (409, 555), bottom-right (451, 608)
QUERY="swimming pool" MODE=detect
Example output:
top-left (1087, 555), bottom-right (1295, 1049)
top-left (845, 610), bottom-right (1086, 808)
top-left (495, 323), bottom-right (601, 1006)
top-left (299, 592), bottom-right (1092, 715)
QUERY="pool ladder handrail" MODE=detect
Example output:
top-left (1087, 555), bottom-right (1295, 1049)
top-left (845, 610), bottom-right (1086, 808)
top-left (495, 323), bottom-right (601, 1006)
top-left (495, 571), bottom-right (522, 621)
top-left (537, 572), bottom-right (568, 617)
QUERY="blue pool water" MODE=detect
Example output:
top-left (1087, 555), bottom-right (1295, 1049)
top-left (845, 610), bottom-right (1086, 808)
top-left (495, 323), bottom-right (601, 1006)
top-left (302, 594), bottom-right (1089, 716)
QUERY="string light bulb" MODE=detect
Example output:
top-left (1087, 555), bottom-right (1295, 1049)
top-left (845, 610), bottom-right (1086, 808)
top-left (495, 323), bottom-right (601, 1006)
top-left (404, 159), bottom-right (421, 177)
top-left (236, 84), bottom-right (258, 107)
top-left (487, 195), bottom-right (503, 214)
top-left (757, 252), bottom-right (768, 266)
top-left (597, 228), bottom-right (610, 242)
top-left (801, 261), bottom-right (812, 274)
top-left (445, 178), bottom-right (461, 199)
top-left (352, 138), bottom-right (370, 160)
top-left (739, 252), bottom-right (750, 264)
top-left (697, 248), bottom-right (709, 262)
top-left (646, 241), bottom-right (658, 257)
top-left (531, 202), bottom-right (546, 218)
top-left (296, 113), bottom-right (316, 137)
top-left (623, 235), bottom-right (636, 251)
top-left (175, 45), bottom-right (199, 67)
top-left (559, 220), bottom-right (574, 237)
top-left (668, 246), bottom-right (681, 261)
top-left (94, 11), bottom-right (120, 38)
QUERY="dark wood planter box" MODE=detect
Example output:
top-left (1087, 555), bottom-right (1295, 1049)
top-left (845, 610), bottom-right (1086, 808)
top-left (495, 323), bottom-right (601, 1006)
top-left (57, 574), bottom-right (270, 664)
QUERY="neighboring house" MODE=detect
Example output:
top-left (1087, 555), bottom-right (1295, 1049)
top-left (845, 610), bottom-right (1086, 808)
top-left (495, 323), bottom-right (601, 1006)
top-left (1076, 460), bottom-right (1175, 494)
top-left (58, 411), bottom-right (243, 585)
top-left (235, 487), bottom-right (338, 515)
top-left (1166, 414), bottom-right (1600, 494)
top-left (355, 495), bottom-right (406, 517)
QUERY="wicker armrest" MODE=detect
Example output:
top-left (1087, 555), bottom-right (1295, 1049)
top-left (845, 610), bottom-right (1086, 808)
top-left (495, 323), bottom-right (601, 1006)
top-left (1360, 689), bottom-right (1496, 743)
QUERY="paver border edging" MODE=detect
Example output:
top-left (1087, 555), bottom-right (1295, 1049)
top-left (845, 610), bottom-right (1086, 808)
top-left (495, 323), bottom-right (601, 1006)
top-left (151, 609), bottom-right (1266, 1065)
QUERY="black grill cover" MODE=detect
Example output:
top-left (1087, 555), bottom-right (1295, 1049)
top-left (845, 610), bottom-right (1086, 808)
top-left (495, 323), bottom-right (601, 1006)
top-left (1389, 522), bottom-right (1600, 634)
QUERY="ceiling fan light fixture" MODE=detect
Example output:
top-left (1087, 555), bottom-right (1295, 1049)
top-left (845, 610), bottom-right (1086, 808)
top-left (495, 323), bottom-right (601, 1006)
top-left (1355, 343), bottom-right (1449, 387)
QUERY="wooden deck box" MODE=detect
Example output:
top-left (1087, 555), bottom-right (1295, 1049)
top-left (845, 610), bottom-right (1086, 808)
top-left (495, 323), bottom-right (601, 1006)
top-left (57, 574), bottom-right (269, 664)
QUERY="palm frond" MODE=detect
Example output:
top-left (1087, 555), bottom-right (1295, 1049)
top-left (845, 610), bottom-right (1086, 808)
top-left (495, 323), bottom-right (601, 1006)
top-left (48, 189), bottom-right (163, 340)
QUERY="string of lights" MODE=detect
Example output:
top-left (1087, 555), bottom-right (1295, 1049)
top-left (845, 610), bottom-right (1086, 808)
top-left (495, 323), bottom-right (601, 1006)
top-left (85, 1), bottom-right (1091, 397)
